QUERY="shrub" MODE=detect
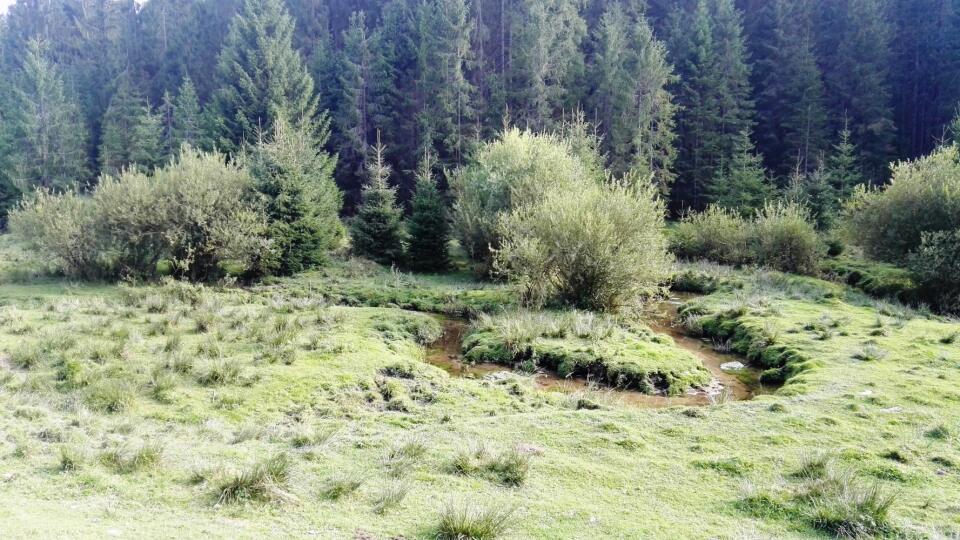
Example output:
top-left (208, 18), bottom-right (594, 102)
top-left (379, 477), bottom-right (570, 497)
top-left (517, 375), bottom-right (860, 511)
top-left (451, 128), bottom-right (593, 272)
top-left (671, 206), bottom-right (753, 265)
top-left (909, 229), bottom-right (960, 312)
top-left (752, 201), bottom-right (822, 275)
top-left (437, 500), bottom-right (514, 540)
top-left (495, 179), bottom-right (672, 311)
top-left (845, 145), bottom-right (960, 264)
top-left (10, 149), bottom-right (274, 281)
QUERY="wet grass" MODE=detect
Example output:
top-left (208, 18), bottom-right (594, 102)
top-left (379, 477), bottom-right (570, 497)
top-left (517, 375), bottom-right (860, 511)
top-left (0, 244), bottom-right (958, 538)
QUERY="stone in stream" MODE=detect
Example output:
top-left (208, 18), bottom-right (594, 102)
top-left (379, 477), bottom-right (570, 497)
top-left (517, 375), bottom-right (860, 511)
top-left (720, 361), bottom-right (746, 371)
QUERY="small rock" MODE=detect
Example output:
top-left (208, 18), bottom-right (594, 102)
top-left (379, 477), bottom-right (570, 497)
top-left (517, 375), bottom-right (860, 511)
top-left (880, 406), bottom-right (903, 414)
top-left (720, 361), bottom-right (746, 371)
top-left (106, 529), bottom-right (122, 537)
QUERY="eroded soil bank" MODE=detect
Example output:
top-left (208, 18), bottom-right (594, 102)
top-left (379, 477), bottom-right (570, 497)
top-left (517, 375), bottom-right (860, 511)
top-left (424, 296), bottom-right (766, 408)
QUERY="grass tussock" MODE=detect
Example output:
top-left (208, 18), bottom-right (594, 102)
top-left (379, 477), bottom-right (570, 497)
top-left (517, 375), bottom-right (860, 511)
top-left (319, 473), bottom-right (365, 500)
top-left (372, 479), bottom-right (410, 514)
top-left (214, 454), bottom-right (294, 505)
top-left (100, 441), bottom-right (163, 473)
top-left (451, 444), bottom-right (530, 487)
top-left (739, 455), bottom-right (898, 538)
top-left (437, 499), bottom-right (515, 540)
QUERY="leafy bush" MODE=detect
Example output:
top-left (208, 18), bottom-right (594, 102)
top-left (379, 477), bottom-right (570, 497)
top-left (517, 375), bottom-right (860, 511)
top-left (671, 206), bottom-right (753, 265)
top-left (495, 180), bottom-right (672, 311)
top-left (909, 229), bottom-right (960, 312)
top-left (845, 145), bottom-right (960, 263)
top-left (10, 149), bottom-right (274, 281)
top-left (752, 201), bottom-right (822, 275)
top-left (451, 128), bottom-right (593, 272)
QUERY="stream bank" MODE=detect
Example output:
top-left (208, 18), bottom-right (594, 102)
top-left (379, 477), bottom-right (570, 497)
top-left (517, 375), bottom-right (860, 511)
top-left (424, 296), bottom-right (767, 408)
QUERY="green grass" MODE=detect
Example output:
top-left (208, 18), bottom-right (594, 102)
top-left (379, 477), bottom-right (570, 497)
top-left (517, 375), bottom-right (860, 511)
top-left (0, 239), bottom-right (959, 538)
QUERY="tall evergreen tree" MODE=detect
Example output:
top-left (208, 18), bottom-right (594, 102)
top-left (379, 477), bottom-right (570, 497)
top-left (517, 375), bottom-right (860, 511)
top-left (667, 0), bottom-right (753, 210)
top-left (507, 0), bottom-right (587, 130)
top-left (99, 77), bottom-right (161, 175)
top-left (212, 0), bottom-right (318, 153)
top-left (416, 0), bottom-right (477, 164)
top-left (820, 0), bottom-right (895, 181)
top-left (406, 150), bottom-right (451, 272)
top-left (751, 0), bottom-right (828, 179)
top-left (173, 76), bottom-right (205, 150)
top-left (250, 116), bottom-right (344, 274)
top-left (708, 129), bottom-right (773, 216)
top-left (351, 136), bottom-right (405, 265)
top-left (784, 163), bottom-right (837, 230)
top-left (826, 126), bottom-right (865, 201)
top-left (589, 2), bottom-right (677, 188)
top-left (9, 38), bottom-right (89, 192)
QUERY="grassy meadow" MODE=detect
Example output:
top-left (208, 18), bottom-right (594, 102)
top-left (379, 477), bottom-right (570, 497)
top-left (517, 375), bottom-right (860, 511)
top-left (0, 238), bottom-right (958, 539)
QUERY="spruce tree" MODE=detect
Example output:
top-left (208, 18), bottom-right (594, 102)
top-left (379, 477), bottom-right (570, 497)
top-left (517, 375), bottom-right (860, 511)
top-left (666, 0), bottom-right (722, 209)
top-left (821, 0), bottom-right (895, 180)
top-left (827, 126), bottom-right (865, 201)
top-left (212, 0), bottom-right (318, 153)
top-left (786, 164), bottom-right (837, 230)
top-left (507, 0), bottom-right (587, 130)
top-left (708, 130), bottom-right (774, 216)
top-left (711, 0), bottom-right (755, 164)
top-left (416, 0), bottom-right (477, 164)
top-left (9, 38), bottom-right (89, 192)
top-left (589, 3), bottom-right (677, 189)
top-left (173, 76), bottom-right (204, 150)
top-left (751, 0), bottom-right (828, 178)
top-left (351, 136), bottom-right (405, 265)
top-left (406, 150), bottom-right (450, 272)
top-left (99, 77), bottom-right (161, 175)
top-left (249, 116), bottom-right (344, 274)
top-left (158, 91), bottom-right (176, 162)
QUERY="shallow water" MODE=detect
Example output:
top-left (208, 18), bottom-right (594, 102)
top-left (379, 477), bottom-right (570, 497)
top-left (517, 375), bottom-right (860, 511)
top-left (423, 296), bottom-right (765, 408)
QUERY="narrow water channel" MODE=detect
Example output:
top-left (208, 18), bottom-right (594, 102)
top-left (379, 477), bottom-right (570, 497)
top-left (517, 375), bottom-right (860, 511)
top-left (423, 296), bottom-right (764, 408)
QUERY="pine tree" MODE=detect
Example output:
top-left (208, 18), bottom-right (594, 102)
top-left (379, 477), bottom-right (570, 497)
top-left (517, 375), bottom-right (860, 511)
top-left (708, 130), bottom-right (774, 216)
top-left (249, 115), bottom-right (344, 274)
top-left (751, 0), bottom-right (828, 178)
top-left (589, 2), bottom-right (677, 189)
top-left (406, 150), bottom-right (450, 272)
top-left (173, 76), bottom-right (204, 150)
top-left (212, 0), bottom-right (318, 153)
top-left (507, 0), bottom-right (587, 130)
top-left (99, 77), bottom-right (161, 175)
top-left (416, 0), bottom-right (477, 164)
top-left (351, 135), bottom-right (405, 265)
top-left (826, 126), bottom-right (865, 201)
top-left (9, 38), bottom-right (89, 192)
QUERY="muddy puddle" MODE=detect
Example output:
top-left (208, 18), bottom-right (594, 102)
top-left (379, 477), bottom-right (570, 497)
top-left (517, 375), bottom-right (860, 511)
top-left (424, 296), bottom-right (766, 408)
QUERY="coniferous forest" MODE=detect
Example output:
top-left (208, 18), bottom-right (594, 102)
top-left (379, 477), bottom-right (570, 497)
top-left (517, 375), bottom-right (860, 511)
top-left (4, 1), bottom-right (960, 538)
top-left (0, 0), bottom-right (957, 213)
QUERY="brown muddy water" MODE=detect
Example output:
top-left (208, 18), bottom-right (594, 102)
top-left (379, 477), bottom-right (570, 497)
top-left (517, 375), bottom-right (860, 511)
top-left (423, 296), bottom-right (766, 409)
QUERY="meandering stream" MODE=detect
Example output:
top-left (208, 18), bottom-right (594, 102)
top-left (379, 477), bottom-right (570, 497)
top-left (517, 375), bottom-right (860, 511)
top-left (424, 295), bottom-right (766, 408)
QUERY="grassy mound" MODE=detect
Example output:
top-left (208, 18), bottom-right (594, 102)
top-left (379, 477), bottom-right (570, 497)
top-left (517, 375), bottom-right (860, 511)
top-left (821, 256), bottom-right (921, 304)
top-left (462, 310), bottom-right (712, 395)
